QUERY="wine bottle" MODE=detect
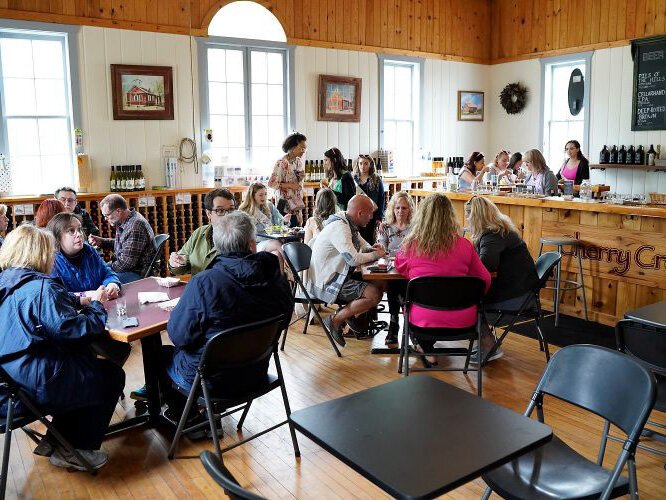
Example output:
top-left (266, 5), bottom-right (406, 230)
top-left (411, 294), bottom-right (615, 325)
top-left (647, 144), bottom-right (656, 166)
top-left (636, 145), bottom-right (645, 165)
top-left (626, 145), bottom-right (635, 165)
top-left (110, 166), bottom-right (117, 192)
top-left (599, 145), bottom-right (609, 164)
top-left (137, 165), bottom-right (145, 190)
top-left (609, 145), bottom-right (618, 164)
top-left (618, 145), bottom-right (627, 164)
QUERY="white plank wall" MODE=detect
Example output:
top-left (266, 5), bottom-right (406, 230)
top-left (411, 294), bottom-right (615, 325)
top-left (77, 26), bottom-right (199, 192)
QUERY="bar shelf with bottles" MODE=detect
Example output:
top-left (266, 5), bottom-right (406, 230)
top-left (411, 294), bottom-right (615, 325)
top-left (593, 144), bottom-right (665, 171)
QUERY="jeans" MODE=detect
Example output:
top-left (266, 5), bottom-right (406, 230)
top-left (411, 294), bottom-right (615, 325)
top-left (116, 271), bottom-right (142, 284)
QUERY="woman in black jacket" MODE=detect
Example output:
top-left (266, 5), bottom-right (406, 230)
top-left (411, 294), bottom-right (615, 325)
top-left (556, 139), bottom-right (590, 185)
top-left (323, 147), bottom-right (356, 210)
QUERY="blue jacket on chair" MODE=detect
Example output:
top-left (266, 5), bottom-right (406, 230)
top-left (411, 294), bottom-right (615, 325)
top-left (0, 268), bottom-right (110, 414)
top-left (166, 251), bottom-right (294, 390)
top-left (51, 243), bottom-right (121, 293)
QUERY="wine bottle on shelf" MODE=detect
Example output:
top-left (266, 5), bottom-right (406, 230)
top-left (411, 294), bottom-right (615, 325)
top-left (636, 145), bottom-right (645, 165)
top-left (647, 145), bottom-right (657, 166)
top-left (657, 145), bottom-right (661, 160)
top-left (609, 145), bottom-right (618, 164)
top-left (110, 166), bottom-right (117, 192)
top-left (137, 165), bottom-right (145, 190)
top-left (599, 145), bottom-right (610, 164)
top-left (127, 166), bottom-right (136, 191)
top-left (618, 145), bottom-right (627, 164)
top-left (626, 145), bottom-right (635, 165)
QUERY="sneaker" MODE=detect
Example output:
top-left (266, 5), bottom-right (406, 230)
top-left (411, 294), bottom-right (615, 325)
top-left (33, 436), bottom-right (56, 457)
top-left (470, 347), bottom-right (504, 365)
top-left (345, 314), bottom-right (364, 334)
top-left (322, 315), bottom-right (346, 347)
top-left (49, 448), bottom-right (109, 471)
top-left (129, 385), bottom-right (148, 401)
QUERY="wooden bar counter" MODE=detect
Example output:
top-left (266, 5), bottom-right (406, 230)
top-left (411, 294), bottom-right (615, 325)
top-left (410, 189), bottom-right (666, 326)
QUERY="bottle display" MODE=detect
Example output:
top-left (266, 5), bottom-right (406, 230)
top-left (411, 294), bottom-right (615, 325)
top-left (599, 145), bottom-right (610, 164)
top-left (626, 145), bottom-right (635, 165)
top-left (609, 145), bottom-right (618, 164)
top-left (618, 145), bottom-right (627, 164)
top-left (647, 145), bottom-right (656, 166)
top-left (636, 145), bottom-right (645, 165)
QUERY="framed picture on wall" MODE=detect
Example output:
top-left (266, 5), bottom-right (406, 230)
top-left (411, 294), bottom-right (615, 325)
top-left (111, 64), bottom-right (174, 120)
top-left (457, 91), bottom-right (484, 121)
top-left (318, 75), bottom-right (362, 122)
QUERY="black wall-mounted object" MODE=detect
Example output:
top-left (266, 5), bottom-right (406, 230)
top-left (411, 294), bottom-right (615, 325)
top-left (568, 68), bottom-right (584, 116)
top-left (631, 36), bottom-right (666, 131)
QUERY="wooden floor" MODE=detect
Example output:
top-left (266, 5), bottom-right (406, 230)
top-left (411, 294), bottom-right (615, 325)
top-left (3, 315), bottom-right (665, 499)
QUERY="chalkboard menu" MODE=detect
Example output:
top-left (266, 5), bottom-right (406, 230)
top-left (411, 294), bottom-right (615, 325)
top-left (632, 36), bottom-right (666, 131)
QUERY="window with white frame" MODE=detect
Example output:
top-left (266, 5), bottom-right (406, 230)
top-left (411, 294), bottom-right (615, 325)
top-left (203, 44), bottom-right (288, 174)
top-left (381, 58), bottom-right (421, 176)
top-left (542, 57), bottom-right (588, 172)
top-left (0, 30), bottom-right (75, 195)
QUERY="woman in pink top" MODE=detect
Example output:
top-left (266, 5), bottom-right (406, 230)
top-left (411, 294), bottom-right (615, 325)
top-left (395, 193), bottom-right (492, 361)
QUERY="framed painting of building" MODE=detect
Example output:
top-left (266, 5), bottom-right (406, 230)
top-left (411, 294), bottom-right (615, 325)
top-left (457, 91), bottom-right (484, 121)
top-left (318, 75), bottom-right (362, 122)
top-left (111, 64), bottom-right (174, 120)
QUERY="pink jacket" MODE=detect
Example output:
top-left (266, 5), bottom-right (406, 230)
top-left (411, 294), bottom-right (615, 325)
top-left (395, 236), bottom-right (491, 328)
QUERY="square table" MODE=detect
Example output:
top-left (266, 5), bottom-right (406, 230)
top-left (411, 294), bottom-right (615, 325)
top-left (624, 299), bottom-right (666, 329)
top-left (105, 277), bottom-right (187, 433)
top-left (290, 376), bottom-right (552, 499)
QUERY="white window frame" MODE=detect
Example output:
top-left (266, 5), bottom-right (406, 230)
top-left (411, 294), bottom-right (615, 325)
top-left (539, 52), bottom-right (592, 170)
top-left (378, 55), bottom-right (424, 176)
top-left (197, 36), bottom-right (294, 171)
top-left (0, 20), bottom-right (81, 194)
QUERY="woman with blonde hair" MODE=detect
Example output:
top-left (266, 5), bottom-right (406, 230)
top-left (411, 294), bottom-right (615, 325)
top-left (304, 188), bottom-right (337, 244)
top-left (522, 149), bottom-right (558, 195)
top-left (395, 193), bottom-right (491, 362)
top-left (0, 225), bottom-right (124, 471)
top-left (239, 182), bottom-right (290, 242)
top-left (377, 191), bottom-right (414, 344)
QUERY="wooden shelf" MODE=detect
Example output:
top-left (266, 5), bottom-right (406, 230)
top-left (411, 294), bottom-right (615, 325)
top-left (590, 163), bottom-right (666, 172)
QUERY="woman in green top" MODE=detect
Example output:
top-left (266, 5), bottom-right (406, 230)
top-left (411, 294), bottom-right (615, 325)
top-left (322, 147), bottom-right (355, 210)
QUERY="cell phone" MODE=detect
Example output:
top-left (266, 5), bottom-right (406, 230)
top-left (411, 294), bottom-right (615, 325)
top-left (122, 317), bottom-right (139, 328)
top-left (367, 265), bottom-right (388, 273)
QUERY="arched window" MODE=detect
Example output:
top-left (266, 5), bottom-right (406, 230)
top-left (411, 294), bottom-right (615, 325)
top-left (208, 1), bottom-right (286, 42)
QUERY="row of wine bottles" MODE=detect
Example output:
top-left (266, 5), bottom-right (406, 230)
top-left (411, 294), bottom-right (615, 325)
top-left (303, 157), bottom-right (389, 182)
top-left (110, 165), bottom-right (146, 192)
top-left (599, 145), bottom-right (661, 165)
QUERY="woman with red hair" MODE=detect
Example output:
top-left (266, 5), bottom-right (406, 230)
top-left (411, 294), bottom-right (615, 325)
top-left (34, 199), bottom-right (65, 228)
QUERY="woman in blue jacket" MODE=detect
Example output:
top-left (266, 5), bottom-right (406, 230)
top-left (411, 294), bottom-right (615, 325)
top-left (0, 225), bottom-right (125, 471)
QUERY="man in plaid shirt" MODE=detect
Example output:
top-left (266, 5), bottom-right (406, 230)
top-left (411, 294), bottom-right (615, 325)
top-left (89, 194), bottom-right (157, 284)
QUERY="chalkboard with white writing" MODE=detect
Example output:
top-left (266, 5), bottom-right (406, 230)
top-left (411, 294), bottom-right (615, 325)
top-left (632, 36), bottom-right (666, 131)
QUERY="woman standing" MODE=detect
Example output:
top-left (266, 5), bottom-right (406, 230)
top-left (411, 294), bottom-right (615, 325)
top-left (239, 182), bottom-right (291, 237)
top-left (323, 147), bottom-right (356, 210)
top-left (268, 133), bottom-right (307, 227)
top-left (458, 152), bottom-right (490, 190)
top-left (353, 154), bottom-right (385, 243)
top-left (0, 225), bottom-right (125, 471)
top-left (303, 188), bottom-right (338, 244)
top-left (395, 193), bottom-right (491, 364)
top-left (377, 191), bottom-right (415, 344)
top-left (523, 149), bottom-right (558, 195)
top-left (557, 140), bottom-right (590, 185)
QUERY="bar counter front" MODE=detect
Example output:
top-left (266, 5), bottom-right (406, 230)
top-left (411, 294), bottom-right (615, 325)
top-left (409, 190), bottom-right (666, 326)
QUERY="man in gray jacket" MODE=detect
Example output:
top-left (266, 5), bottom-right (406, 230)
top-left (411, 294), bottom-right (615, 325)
top-left (306, 195), bottom-right (386, 346)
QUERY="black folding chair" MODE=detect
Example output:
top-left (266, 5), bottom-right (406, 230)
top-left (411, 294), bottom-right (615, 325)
top-left (200, 450), bottom-right (266, 500)
top-left (0, 364), bottom-right (96, 498)
top-left (482, 344), bottom-right (657, 500)
top-left (280, 242), bottom-right (342, 357)
top-left (398, 276), bottom-right (486, 397)
top-left (143, 233), bottom-right (170, 278)
top-left (602, 319), bottom-right (666, 462)
top-left (167, 315), bottom-right (300, 462)
top-left (483, 251), bottom-right (562, 364)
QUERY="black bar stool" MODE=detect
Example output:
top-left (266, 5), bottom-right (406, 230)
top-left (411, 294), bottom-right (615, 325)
top-left (538, 236), bottom-right (588, 326)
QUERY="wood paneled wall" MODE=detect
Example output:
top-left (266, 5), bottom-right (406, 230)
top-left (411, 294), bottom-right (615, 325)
top-left (0, 0), bottom-right (491, 63)
top-left (490, 0), bottom-right (666, 63)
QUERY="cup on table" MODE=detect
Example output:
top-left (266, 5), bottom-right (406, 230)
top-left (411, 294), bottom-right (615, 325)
top-left (115, 299), bottom-right (127, 318)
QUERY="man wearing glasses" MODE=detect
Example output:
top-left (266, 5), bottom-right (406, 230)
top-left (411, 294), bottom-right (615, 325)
top-left (168, 188), bottom-right (236, 276)
top-left (89, 194), bottom-right (156, 283)
top-left (55, 186), bottom-right (99, 237)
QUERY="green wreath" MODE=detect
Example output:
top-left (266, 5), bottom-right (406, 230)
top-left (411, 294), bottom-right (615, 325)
top-left (499, 83), bottom-right (528, 114)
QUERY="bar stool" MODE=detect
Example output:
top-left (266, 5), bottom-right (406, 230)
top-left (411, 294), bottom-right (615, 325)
top-left (538, 236), bottom-right (588, 326)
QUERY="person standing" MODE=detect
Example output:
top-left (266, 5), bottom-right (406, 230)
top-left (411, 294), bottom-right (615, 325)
top-left (557, 140), bottom-right (590, 185)
top-left (322, 147), bottom-right (356, 211)
top-left (353, 154), bottom-right (385, 244)
top-left (268, 133), bottom-right (307, 227)
top-left (88, 194), bottom-right (156, 283)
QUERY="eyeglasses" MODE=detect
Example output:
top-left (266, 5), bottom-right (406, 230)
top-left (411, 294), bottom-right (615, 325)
top-left (101, 209), bottom-right (118, 220)
top-left (58, 197), bottom-right (77, 204)
top-left (211, 207), bottom-right (235, 216)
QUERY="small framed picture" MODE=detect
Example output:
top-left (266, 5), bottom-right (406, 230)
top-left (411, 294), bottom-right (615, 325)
top-left (111, 64), bottom-right (174, 120)
top-left (457, 91), bottom-right (485, 121)
top-left (318, 75), bottom-right (362, 122)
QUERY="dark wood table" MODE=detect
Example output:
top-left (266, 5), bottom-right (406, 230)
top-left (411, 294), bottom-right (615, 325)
top-left (624, 299), bottom-right (666, 329)
top-left (105, 277), bottom-right (187, 434)
top-left (290, 376), bottom-right (552, 499)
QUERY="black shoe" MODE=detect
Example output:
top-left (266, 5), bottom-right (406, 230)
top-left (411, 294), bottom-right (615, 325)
top-left (345, 314), bottom-right (364, 334)
top-left (323, 315), bottom-right (346, 347)
top-left (385, 322), bottom-right (399, 345)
